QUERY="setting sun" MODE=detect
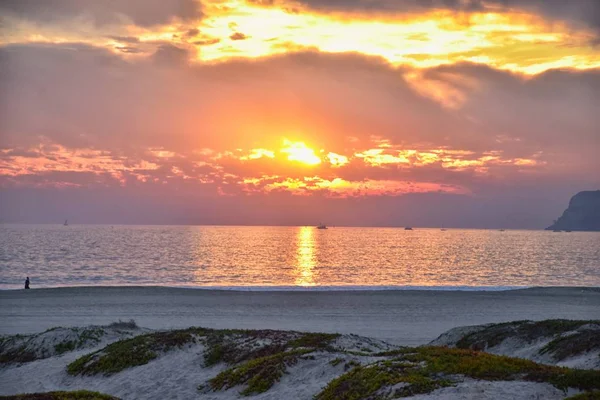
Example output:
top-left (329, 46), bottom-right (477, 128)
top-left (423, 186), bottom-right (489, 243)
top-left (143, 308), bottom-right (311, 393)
top-left (281, 140), bottom-right (321, 166)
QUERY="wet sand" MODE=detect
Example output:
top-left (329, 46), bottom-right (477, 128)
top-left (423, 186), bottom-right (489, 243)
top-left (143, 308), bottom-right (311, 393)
top-left (1, 286), bottom-right (599, 345)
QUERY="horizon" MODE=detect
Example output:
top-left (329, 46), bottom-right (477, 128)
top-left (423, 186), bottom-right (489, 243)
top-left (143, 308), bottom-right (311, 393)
top-left (1, 0), bottom-right (599, 228)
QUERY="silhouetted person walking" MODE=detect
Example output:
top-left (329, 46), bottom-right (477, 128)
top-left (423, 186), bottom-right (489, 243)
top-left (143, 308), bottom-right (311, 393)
top-left (25, 277), bottom-right (30, 289)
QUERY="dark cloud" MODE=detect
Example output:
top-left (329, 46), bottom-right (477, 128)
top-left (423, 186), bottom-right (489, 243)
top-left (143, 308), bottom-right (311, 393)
top-left (184, 28), bottom-right (200, 38)
top-left (107, 36), bottom-right (141, 44)
top-left (230, 32), bottom-right (249, 41)
top-left (152, 44), bottom-right (191, 65)
top-left (194, 38), bottom-right (221, 46)
top-left (0, 0), bottom-right (202, 27)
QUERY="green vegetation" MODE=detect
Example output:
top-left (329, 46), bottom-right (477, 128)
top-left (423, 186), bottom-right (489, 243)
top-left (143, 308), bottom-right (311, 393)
top-left (54, 328), bottom-right (105, 355)
top-left (329, 357), bottom-right (344, 367)
top-left (344, 360), bottom-right (361, 371)
top-left (208, 349), bottom-right (311, 396)
top-left (541, 330), bottom-right (600, 361)
top-left (203, 330), bottom-right (340, 395)
top-left (0, 391), bottom-right (119, 400)
top-left (203, 331), bottom-right (286, 367)
top-left (203, 330), bottom-right (339, 367)
top-left (54, 341), bottom-right (77, 354)
top-left (315, 346), bottom-right (600, 400)
top-left (565, 392), bottom-right (600, 400)
top-left (410, 347), bottom-right (600, 392)
top-left (0, 345), bottom-right (37, 364)
top-left (1, 327), bottom-right (107, 364)
top-left (107, 319), bottom-right (138, 330)
top-left (68, 327), bottom-right (338, 377)
top-left (455, 320), bottom-right (598, 351)
top-left (315, 360), bottom-right (452, 400)
top-left (67, 330), bottom-right (198, 376)
top-left (288, 333), bottom-right (340, 350)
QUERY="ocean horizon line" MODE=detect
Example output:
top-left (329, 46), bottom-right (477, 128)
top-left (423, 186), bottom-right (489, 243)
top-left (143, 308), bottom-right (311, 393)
top-left (0, 222), bottom-right (552, 230)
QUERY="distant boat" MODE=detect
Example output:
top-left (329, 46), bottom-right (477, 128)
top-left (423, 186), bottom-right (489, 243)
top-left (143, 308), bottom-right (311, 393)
top-left (316, 223), bottom-right (327, 230)
top-left (440, 228), bottom-right (447, 231)
top-left (498, 229), bottom-right (505, 232)
top-left (405, 227), bottom-right (413, 230)
top-left (63, 219), bottom-right (68, 226)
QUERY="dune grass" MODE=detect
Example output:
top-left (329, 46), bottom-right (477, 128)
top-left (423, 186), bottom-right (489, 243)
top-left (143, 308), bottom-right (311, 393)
top-left (68, 327), bottom-right (339, 377)
top-left (203, 330), bottom-right (339, 367)
top-left (207, 349), bottom-right (312, 395)
top-left (1, 326), bottom-right (107, 364)
top-left (67, 329), bottom-right (205, 376)
top-left (202, 331), bottom-right (340, 395)
top-left (316, 346), bottom-right (600, 400)
top-left (455, 320), bottom-right (599, 351)
top-left (0, 391), bottom-right (119, 400)
top-left (107, 319), bottom-right (138, 330)
top-left (541, 330), bottom-right (600, 361)
top-left (565, 392), bottom-right (600, 400)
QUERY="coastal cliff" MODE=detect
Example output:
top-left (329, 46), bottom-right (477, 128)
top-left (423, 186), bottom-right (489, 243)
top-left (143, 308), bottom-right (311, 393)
top-left (547, 190), bottom-right (600, 231)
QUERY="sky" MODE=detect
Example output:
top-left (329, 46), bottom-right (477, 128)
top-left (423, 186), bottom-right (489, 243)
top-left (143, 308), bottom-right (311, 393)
top-left (0, 0), bottom-right (599, 228)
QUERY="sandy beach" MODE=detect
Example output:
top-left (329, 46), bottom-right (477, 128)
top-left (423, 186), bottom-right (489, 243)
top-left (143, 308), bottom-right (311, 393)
top-left (2, 286), bottom-right (599, 345)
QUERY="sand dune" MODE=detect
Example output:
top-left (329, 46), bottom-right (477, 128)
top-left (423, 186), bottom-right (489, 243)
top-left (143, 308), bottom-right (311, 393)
top-left (1, 321), bottom-right (598, 400)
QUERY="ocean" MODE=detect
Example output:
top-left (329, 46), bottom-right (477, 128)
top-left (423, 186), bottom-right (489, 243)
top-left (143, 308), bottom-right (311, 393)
top-left (1, 224), bottom-right (599, 289)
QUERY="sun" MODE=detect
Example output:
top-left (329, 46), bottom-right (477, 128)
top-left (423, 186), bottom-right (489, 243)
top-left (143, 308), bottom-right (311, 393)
top-left (281, 140), bottom-right (321, 165)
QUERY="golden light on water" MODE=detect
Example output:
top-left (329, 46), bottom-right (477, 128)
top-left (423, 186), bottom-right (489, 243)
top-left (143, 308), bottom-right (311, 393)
top-left (294, 226), bottom-right (316, 286)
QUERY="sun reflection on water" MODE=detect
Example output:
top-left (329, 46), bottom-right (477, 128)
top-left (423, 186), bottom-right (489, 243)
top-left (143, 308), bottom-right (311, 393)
top-left (295, 226), bottom-right (317, 286)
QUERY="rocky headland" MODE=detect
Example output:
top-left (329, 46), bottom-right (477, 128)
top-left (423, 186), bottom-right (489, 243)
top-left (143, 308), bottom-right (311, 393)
top-left (547, 190), bottom-right (600, 231)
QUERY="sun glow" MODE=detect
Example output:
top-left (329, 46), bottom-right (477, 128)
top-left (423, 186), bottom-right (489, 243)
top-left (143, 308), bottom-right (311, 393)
top-left (281, 140), bottom-right (321, 166)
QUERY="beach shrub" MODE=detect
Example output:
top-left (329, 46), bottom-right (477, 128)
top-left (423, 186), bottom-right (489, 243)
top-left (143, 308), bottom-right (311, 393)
top-left (288, 333), bottom-right (340, 350)
top-left (329, 357), bottom-right (344, 367)
top-left (107, 319), bottom-right (138, 330)
top-left (0, 390), bottom-right (119, 400)
top-left (540, 330), bottom-right (600, 361)
top-left (1, 327), bottom-right (107, 364)
top-left (203, 331), bottom-right (287, 367)
top-left (455, 320), bottom-right (599, 351)
top-left (203, 330), bottom-right (339, 367)
top-left (208, 349), bottom-right (311, 395)
top-left (54, 341), bottom-right (77, 354)
top-left (315, 360), bottom-right (452, 400)
top-left (344, 360), bottom-right (361, 371)
top-left (67, 330), bottom-right (197, 376)
top-left (316, 346), bottom-right (600, 400)
top-left (0, 345), bottom-right (37, 364)
top-left (565, 392), bottom-right (600, 400)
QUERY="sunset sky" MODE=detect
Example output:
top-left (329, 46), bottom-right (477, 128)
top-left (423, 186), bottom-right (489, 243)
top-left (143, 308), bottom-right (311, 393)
top-left (1, 0), bottom-right (599, 227)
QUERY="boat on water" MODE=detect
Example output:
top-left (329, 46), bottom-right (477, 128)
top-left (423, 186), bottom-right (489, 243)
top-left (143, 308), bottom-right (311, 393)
top-left (316, 223), bottom-right (327, 230)
top-left (404, 227), bottom-right (413, 230)
top-left (63, 219), bottom-right (68, 226)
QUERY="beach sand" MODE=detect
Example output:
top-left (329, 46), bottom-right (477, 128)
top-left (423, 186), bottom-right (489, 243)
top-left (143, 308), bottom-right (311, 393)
top-left (1, 286), bottom-right (599, 345)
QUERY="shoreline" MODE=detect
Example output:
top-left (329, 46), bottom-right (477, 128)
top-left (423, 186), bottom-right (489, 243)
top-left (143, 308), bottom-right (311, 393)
top-left (2, 284), bottom-right (599, 292)
top-left (2, 286), bottom-right (599, 345)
